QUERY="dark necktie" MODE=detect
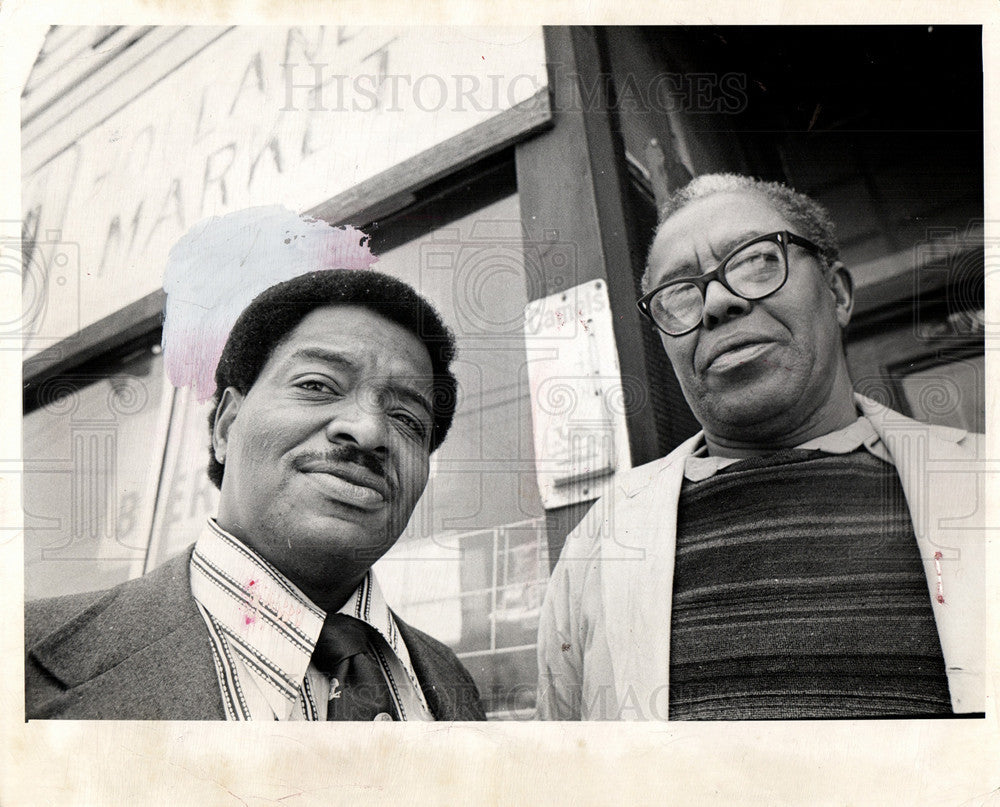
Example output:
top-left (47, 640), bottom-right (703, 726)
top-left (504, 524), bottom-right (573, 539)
top-left (311, 614), bottom-right (399, 721)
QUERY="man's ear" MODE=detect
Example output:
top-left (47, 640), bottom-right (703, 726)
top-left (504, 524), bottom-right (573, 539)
top-left (212, 388), bottom-right (244, 467)
top-left (828, 261), bottom-right (854, 328)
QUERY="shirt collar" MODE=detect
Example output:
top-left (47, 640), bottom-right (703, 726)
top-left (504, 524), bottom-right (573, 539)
top-left (683, 415), bottom-right (892, 482)
top-left (190, 519), bottom-right (425, 719)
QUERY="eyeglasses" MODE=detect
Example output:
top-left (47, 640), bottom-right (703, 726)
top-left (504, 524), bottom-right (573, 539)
top-left (636, 230), bottom-right (822, 337)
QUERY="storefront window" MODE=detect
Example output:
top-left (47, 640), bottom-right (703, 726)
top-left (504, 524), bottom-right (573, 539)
top-left (144, 386), bottom-right (219, 569)
top-left (23, 344), bottom-right (168, 600)
top-left (372, 192), bottom-right (547, 718)
top-left (377, 518), bottom-right (547, 718)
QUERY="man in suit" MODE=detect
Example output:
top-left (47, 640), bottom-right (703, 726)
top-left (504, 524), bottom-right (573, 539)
top-left (537, 173), bottom-right (985, 720)
top-left (26, 268), bottom-right (486, 720)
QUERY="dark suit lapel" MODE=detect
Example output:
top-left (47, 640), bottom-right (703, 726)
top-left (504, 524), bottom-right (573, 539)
top-left (394, 617), bottom-right (486, 721)
top-left (28, 548), bottom-right (226, 720)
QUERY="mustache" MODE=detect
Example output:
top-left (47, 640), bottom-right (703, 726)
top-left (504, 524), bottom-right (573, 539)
top-left (294, 446), bottom-right (395, 496)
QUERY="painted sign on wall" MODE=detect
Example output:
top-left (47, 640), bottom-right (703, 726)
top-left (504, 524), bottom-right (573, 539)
top-left (20, 26), bottom-right (547, 358)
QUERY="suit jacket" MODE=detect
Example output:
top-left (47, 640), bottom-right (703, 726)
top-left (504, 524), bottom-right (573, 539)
top-left (537, 395), bottom-right (987, 719)
top-left (26, 547), bottom-right (486, 720)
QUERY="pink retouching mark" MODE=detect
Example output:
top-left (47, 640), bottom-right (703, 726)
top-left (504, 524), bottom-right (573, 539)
top-left (241, 578), bottom-right (260, 627)
top-left (162, 206), bottom-right (378, 403)
top-left (933, 551), bottom-right (945, 604)
top-left (760, 356), bottom-right (794, 372)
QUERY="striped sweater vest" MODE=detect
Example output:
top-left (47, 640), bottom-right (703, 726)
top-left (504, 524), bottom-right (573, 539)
top-left (668, 449), bottom-right (952, 720)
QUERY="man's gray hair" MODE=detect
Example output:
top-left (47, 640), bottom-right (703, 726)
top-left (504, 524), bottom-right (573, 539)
top-left (642, 173), bottom-right (842, 292)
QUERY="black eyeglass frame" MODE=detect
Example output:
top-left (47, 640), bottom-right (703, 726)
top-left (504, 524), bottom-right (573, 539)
top-left (636, 230), bottom-right (823, 337)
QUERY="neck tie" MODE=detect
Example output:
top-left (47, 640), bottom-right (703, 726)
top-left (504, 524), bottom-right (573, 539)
top-left (311, 614), bottom-right (399, 721)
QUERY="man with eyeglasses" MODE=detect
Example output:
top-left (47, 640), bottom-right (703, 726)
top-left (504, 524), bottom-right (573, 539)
top-left (536, 173), bottom-right (984, 720)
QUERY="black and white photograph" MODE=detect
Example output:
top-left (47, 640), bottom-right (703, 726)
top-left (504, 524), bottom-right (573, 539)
top-left (3, 10), bottom-right (998, 807)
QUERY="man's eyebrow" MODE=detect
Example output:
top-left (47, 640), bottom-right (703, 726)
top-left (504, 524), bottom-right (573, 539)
top-left (657, 230), bottom-right (769, 283)
top-left (717, 230), bottom-right (767, 257)
top-left (286, 346), bottom-right (359, 373)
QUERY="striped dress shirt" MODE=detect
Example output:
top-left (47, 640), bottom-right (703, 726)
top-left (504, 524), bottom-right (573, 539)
top-left (189, 519), bottom-right (432, 721)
